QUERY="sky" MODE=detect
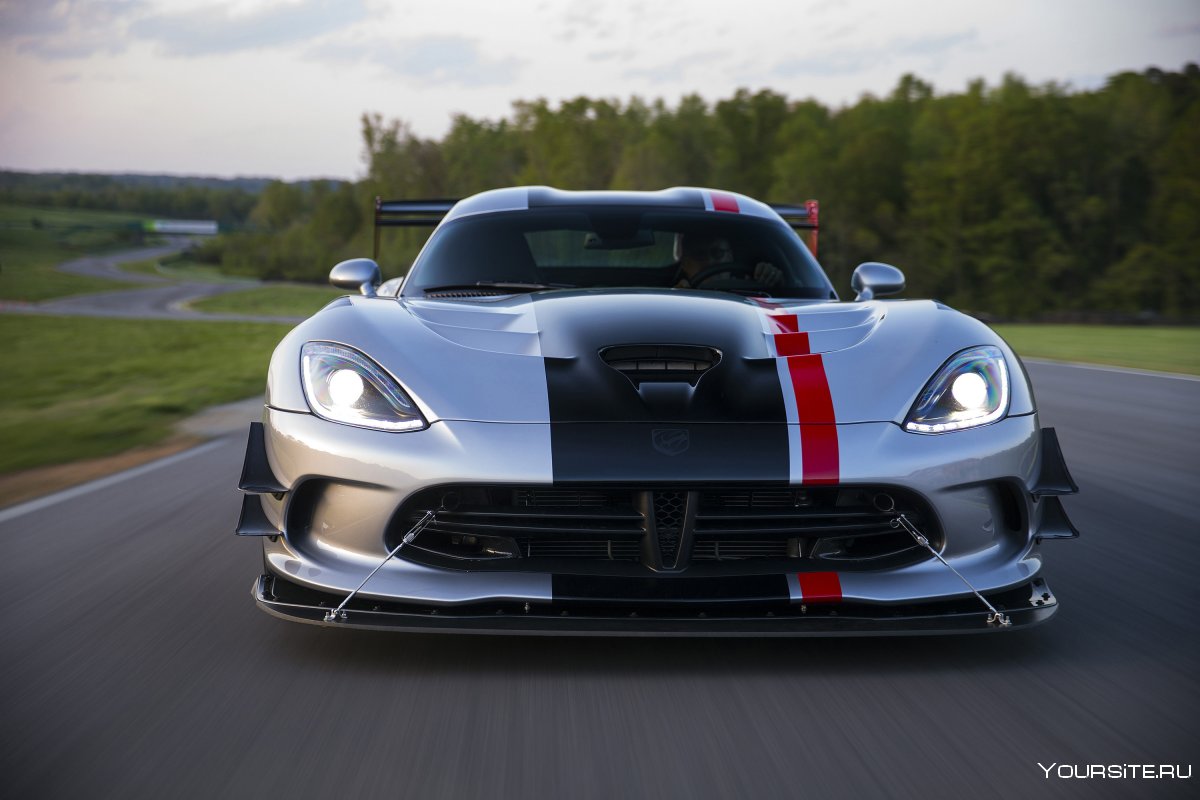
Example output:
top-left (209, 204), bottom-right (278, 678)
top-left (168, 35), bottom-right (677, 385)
top-left (1, 0), bottom-right (1197, 181)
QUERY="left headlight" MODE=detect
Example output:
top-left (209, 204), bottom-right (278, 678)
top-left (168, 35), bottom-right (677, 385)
top-left (904, 346), bottom-right (1009, 434)
top-left (301, 342), bottom-right (427, 432)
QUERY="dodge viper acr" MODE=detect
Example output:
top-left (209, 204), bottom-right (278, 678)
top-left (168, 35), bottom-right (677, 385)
top-left (237, 186), bottom-right (1080, 635)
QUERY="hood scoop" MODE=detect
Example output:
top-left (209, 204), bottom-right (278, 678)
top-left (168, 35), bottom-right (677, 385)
top-left (600, 345), bottom-right (721, 388)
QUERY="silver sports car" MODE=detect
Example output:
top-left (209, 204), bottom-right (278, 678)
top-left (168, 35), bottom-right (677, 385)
top-left (237, 186), bottom-right (1079, 634)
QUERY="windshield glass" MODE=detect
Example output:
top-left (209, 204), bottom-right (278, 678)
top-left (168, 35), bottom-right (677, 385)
top-left (401, 208), bottom-right (834, 298)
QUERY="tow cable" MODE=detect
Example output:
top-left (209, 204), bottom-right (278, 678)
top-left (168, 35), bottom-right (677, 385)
top-left (875, 495), bottom-right (1011, 628)
top-left (324, 510), bottom-right (436, 623)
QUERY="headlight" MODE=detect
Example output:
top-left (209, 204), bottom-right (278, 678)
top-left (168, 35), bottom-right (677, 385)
top-left (301, 342), bottom-right (427, 432)
top-left (904, 346), bottom-right (1009, 434)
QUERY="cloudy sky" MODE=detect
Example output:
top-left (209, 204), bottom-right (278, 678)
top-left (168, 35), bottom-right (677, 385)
top-left (1, 0), bottom-right (1197, 180)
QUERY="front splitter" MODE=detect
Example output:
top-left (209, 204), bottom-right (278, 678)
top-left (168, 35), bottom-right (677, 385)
top-left (252, 574), bottom-right (1057, 637)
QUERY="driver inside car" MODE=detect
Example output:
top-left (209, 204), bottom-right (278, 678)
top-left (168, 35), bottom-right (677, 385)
top-left (673, 234), bottom-right (784, 288)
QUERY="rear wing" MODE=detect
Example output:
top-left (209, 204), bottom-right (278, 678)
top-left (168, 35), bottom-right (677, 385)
top-left (768, 200), bottom-right (819, 258)
top-left (373, 196), bottom-right (821, 259)
top-left (374, 197), bottom-right (457, 259)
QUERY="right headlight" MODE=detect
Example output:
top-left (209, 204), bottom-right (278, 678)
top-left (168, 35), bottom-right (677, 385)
top-left (904, 346), bottom-right (1009, 434)
top-left (301, 342), bottom-right (427, 432)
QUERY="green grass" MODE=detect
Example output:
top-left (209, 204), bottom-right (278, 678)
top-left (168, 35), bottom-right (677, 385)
top-left (993, 325), bottom-right (1200, 375)
top-left (190, 284), bottom-right (345, 317)
top-left (0, 205), bottom-right (148, 227)
top-left (1, 315), bottom-right (290, 474)
top-left (0, 204), bottom-right (149, 301)
top-left (117, 255), bottom-right (164, 276)
top-left (119, 254), bottom-right (250, 284)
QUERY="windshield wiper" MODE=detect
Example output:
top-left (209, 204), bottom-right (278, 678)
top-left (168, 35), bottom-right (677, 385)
top-left (718, 288), bottom-right (775, 297)
top-left (422, 281), bottom-right (573, 294)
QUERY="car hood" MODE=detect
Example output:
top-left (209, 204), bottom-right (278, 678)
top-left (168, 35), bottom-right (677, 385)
top-left (268, 289), bottom-right (1030, 425)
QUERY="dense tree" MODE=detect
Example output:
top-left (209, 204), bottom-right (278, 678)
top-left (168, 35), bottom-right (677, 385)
top-left (0, 171), bottom-right (259, 224)
top-left (16, 66), bottom-right (1197, 318)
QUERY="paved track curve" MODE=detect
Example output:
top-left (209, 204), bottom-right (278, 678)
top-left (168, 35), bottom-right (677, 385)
top-left (0, 241), bottom-right (303, 324)
top-left (1, 362), bottom-right (1196, 799)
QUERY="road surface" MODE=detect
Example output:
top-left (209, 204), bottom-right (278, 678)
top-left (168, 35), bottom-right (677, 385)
top-left (0, 241), bottom-right (303, 323)
top-left (1, 362), bottom-right (1196, 799)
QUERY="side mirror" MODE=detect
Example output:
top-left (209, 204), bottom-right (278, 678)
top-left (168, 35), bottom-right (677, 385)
top-left (851, 262), bottom-right (905, 301)
top-left (330, 258), bottom-right (382, 298)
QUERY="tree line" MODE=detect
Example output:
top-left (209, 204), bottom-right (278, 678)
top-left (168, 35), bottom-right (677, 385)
top-left (0, 171), bottom-right (264, 226)
top-left (21, 65), bottom-right (1200, 319)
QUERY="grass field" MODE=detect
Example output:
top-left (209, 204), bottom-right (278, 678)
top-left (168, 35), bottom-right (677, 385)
top-left (0, 204), bottom-right (150, 301)
top-left (992, 324), bottom-right (1200, 376)
top-left (189, 283), bottom-right (344, 317)
top-left (2, 315), bottom-right (289, 474)
top-left (114, 255), bottom-right (162, 276)
top-left (120, 254), bottom-right (252, 284)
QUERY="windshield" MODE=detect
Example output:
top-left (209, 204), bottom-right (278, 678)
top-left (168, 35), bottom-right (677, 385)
top-left (401, 208), bottom-right (835, 299)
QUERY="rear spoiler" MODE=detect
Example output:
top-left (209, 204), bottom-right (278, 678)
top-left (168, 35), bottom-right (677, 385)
top-left (769, 200), bottom-right (819, 258)
top-left (372, 196), bottom-right (821, 259)
top-left (374, 197), bottom-right (457, 259)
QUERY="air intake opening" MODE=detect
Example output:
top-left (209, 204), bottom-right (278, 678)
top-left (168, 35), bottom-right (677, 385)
top-left (600, 345), bottom-right (721, 386)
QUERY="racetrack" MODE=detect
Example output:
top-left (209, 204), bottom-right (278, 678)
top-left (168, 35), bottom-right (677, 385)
top-left (0, 241), bottom-right (302, 324)
top-left (2, 362), bottom-right (1196, 799)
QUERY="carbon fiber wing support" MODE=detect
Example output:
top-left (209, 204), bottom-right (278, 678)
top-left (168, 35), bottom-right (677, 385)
top-left (374, 197), bottom-right (458, 259)
top-left (768, 200), bottom-right (819, 258)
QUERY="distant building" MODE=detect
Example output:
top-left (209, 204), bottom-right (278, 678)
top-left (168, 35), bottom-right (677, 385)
top-left (146, 220), bottom-right (219, 235)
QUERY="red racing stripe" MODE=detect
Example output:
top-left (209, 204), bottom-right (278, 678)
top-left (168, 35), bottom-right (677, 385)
top-left (798, 571), bottom-right (842, 603)
top-left (710, 191), bottom-right (739, 213)
top-left (767, 313), bottom-right (799, 334)
top-left (751, 303), bottom-right (840, 485)
top-left (773, 331), bottom-right (810, 357)
top-left (786, 354), bottom-right (840, 484)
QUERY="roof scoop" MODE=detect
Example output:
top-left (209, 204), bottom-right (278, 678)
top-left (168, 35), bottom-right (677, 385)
top-left (600, 345), bottom-right (721, 387)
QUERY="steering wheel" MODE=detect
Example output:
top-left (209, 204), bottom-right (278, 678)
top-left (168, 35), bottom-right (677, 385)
top-left (687, 261), bottom-right (752, 287)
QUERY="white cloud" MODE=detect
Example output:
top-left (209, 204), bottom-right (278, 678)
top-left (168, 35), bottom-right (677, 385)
top-left (130, 0), bottom-right (366, 57)
top-left (311, 35), bottom-right (522, 87)
top-left (0, 0), bottom-right (1197, 178)
top-left (1, 0), bottom-right (145, 59)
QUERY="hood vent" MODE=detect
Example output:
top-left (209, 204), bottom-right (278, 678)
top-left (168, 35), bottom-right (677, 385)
top-left (600, 345), bottom-right (721, 387)
top-left (424, 288), bottom-right (516, 298)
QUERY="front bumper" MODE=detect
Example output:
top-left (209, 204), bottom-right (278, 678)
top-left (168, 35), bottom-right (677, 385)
top-left (240, 411), bottom-right (1078, 634)
top-left (253, 573), bottom-right (1058, 635)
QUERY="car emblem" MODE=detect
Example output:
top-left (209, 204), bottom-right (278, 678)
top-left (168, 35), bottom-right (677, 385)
top-left (652, 428), bottom-right (690, 456)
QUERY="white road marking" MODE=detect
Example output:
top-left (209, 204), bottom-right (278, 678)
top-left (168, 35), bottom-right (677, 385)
top-left (0, 439), bottom-right (230, 525)
top-left (1023, 358), bottom-right (1200, 383)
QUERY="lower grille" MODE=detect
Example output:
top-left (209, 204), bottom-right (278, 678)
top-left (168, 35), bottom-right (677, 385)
top-left (389, 484), bottom-right (939, 572)
top-left (691, 539), bottom-right (791, 560)
top-left (517, 537), bottom-right (641, 560)
top-left (693, 487), bottom-right (928, 564)
top-left (654, 491), bottom-right (686, 565)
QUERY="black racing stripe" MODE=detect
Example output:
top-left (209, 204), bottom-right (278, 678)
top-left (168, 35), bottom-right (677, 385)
top-left (532, 291), bottom-right (789, 481)
top-left (552, 573), bottom-right (790, 604)
top-left (527, 187), bottom-right (706, 209)
top-left (550, 422), bottom-right (789, 483)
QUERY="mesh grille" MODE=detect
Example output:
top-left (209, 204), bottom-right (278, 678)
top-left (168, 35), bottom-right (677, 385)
top-left (654, 491), bottom-right (686, 564)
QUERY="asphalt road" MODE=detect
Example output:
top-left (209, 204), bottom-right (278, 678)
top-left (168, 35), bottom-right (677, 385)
top-left (0, 241), bottom-right (302, 324)
top-left (1, 362), bottom-right (1196, 800)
